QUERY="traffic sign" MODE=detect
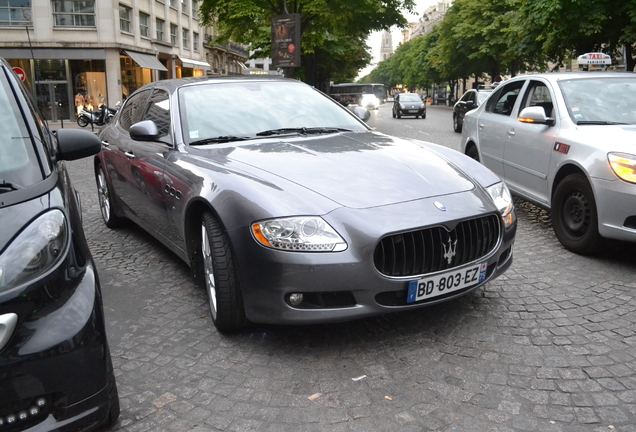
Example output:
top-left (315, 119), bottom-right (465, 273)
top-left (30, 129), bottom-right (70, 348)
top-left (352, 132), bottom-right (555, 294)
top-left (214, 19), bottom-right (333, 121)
top-left (12, 67), bottom-right (25, 81)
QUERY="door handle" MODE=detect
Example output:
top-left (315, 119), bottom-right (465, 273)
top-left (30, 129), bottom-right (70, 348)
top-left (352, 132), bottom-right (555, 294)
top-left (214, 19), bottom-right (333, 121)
top-left (508, 129), bottom-right (515, 136)
top-left (478, 122), bottom-right (485, 129)
top-left (124, 151), bottom-right (135, 159)
top-left (101, 140), bottom-right (110, 147)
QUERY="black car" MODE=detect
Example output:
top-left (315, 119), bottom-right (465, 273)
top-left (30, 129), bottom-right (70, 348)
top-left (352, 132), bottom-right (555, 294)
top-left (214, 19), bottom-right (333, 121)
top-left (0, 59), bottom-right (119, 431)
top-left (452, 87), bottom-right (493, 132)
top-left (392, 93), bottom-right (427, 119)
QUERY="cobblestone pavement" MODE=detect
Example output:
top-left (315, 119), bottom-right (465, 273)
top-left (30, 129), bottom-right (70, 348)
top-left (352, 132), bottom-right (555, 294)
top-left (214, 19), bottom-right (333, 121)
top-left (58, 119), bottom-right (636, 432)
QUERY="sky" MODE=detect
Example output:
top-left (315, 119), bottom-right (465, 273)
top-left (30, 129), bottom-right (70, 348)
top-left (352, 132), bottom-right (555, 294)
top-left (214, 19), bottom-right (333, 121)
top-left (357, 0), bottom-right (440, 79)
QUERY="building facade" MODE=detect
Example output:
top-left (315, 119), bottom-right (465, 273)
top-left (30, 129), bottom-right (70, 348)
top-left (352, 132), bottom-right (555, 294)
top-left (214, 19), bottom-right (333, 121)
top-left (0, 0), bottom-right (247, 121)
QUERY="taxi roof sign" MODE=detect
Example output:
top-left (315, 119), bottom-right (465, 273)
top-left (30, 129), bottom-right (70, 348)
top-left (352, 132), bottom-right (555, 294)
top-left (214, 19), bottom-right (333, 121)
top-left (577, 52), bottom-right (611, 65)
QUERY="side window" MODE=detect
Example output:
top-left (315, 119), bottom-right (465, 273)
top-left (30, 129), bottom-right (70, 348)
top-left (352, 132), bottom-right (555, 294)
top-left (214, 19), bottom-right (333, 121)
top-left (460, 92), bottom-right (472, 102)
top-left (485, 81), bottom-right (525, 116)
top-left (119, 89), bottom-right (151, 131)
top-left (143, 89), bottom-right (171, 139)
top-left (521, 81), bottom-right (554, 117)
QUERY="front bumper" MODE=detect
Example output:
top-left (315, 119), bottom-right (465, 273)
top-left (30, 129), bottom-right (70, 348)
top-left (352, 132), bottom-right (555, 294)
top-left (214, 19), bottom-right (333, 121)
top-left (398, 107), bottom-right (426, 117)
top-left (230, 192), bottom-right (516, 325)
top-left (593, 177), bottom-right (636, 242)
top-left (0, 264), bottom-right (113, 431)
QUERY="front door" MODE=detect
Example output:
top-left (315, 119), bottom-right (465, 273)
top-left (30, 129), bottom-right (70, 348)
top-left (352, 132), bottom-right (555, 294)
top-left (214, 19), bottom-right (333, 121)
top-left (35, 81), bottom-right (70, 122)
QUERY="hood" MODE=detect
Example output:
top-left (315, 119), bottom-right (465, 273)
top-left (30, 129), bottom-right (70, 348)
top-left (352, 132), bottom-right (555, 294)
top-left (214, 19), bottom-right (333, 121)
top-left (0, 193), bottom-right (50, 251)
top-left (575, 124), bottom-right (636, 150)
top-left (219, 132), bottom-right (475, 209)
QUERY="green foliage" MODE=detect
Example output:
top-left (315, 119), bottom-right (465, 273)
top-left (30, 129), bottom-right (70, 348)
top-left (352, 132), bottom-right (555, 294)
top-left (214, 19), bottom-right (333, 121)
top-left (199, 0), bottom-right (415, 85)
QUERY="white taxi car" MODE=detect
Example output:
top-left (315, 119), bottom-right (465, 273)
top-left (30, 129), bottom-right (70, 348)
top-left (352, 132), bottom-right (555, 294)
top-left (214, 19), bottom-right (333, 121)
top-left (461, 71), bottom-right (636, 254)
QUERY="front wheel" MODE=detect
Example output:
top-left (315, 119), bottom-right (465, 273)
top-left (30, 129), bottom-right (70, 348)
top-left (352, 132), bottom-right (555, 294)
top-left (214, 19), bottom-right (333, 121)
top-left (77, 116), bottom-right (89, 128)
top-left (551, 174), bottom-right (602, 254)
top-left (201, 212), bottom-right (247, 332)
top-left (466, 145), bottom-right (479, 162)
top-left (422, 112), bottom-right (426, 119)
top-left (453, 114), bottom-right (462, 132)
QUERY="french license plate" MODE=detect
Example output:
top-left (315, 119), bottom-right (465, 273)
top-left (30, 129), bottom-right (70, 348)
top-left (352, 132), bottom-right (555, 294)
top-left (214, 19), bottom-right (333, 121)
top-left (409, 109), bottom-right (418, 113)
top-left (407, 263), bottom-right (487, 303)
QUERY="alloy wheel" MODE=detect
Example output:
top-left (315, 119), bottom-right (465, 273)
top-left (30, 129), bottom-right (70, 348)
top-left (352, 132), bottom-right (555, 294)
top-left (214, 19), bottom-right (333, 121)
top-left (201, 223), bottom-right (218, 319)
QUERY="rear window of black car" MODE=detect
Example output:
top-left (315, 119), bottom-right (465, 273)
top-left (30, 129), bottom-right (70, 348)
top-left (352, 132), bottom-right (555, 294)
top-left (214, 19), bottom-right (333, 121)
top-left (0, 73), bottom-right (44, 190)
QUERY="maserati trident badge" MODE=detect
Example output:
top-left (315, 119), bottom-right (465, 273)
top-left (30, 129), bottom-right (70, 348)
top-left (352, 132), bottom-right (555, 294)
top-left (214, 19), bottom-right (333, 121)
top-left (443, 237), bottom-right (457, 265)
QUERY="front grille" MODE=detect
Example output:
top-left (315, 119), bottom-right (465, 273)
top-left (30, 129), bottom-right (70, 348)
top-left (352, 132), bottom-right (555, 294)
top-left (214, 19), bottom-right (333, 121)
top-left (374, 214), bottom-right (500, 277)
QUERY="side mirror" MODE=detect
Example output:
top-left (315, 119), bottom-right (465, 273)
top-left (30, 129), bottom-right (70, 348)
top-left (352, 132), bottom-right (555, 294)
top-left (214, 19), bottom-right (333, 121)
top-left (465, 100), bottom-right (475, 108)
top-left (54, 129), bottom-right (102, 161)
top-left (518, 106), bottom-right (555, 126)
top-left (130, 120), bottom-right (161, 141)
top-left (352, 106), bottom-right (371, 122)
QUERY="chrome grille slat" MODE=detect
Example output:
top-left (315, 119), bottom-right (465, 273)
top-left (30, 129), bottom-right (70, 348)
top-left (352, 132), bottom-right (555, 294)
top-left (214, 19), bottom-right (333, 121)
top-left (374, 215), bottom-right (501, 277)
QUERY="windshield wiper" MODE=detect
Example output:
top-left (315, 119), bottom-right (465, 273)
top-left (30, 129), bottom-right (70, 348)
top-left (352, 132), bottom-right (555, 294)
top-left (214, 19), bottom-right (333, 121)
top-left (576, 121), bottom-right (628, 125)
top-left (0, 179), bottom-right (19, 192)
top-left (256, 127), bottom-right (353, 137)
top-left (189, 136), bottom-right (252, 145)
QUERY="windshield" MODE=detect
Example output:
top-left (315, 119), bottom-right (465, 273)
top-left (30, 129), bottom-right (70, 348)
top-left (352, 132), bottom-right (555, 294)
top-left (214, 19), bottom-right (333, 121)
top-left (0, 73), bottom-right (43, 191)
top-left (477, 91), bottom-right (492, 104)
top-left (178, 80), bottom-right (368, 144)
top-left (559, 76), bottom-right (636, 125)
top-left (400, 94), bottom-right (421, 102)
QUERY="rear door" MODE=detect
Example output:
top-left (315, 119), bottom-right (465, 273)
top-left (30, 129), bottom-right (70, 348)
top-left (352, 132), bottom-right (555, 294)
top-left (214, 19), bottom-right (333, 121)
top-left (475, 79), bottom-right (527, 179)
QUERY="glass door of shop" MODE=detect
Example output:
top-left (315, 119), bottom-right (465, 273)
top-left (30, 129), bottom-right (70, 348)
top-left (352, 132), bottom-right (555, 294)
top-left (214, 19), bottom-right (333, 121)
top-left (35, 81), bottom-right (70, 122)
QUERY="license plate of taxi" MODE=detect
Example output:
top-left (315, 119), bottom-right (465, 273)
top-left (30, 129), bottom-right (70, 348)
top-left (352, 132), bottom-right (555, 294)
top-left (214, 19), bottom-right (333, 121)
top-left (408, 109), bottom-right (418, 113)
top-left (407, 262), bottom-right (487, 303)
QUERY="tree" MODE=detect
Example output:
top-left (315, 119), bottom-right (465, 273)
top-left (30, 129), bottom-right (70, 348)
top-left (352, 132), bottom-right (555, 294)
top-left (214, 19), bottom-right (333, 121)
top-left (199, 0), bottom-right (416, 87)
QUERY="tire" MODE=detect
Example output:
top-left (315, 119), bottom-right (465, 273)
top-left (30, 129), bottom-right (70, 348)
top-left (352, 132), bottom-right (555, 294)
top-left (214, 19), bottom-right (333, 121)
top-left (96, 164), bottom-right (125, 228)
top-left (392, 109), bottom-right (396, 119)
top-left (397, 111), bottom-right (401, 119)
top-left (453, 114), bottom-right (462, 132)
top-left (201, 212), bottom-right (247, 332)
top-left (466, 145), bottom-right (479, 162)
top-left (422, 112), bottom-right (426, 119)
top-left (77, 116), bottom-right (89, 128)
top-left (551, 173), bottom-right (602, 254)
top-left (103, 350), bottom-right (120, 428)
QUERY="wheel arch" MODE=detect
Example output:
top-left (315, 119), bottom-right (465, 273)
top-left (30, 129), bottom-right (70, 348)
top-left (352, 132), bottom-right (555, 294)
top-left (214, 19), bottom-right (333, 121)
top-left (550, 163), bottom-right (589, 208)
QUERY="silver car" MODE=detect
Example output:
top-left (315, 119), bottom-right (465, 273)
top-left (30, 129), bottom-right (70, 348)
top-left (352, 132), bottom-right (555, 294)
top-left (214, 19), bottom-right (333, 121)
top-left (461, 72), bottom-right (636, 254)
top-left (95, 76), bottom-right (516, 331)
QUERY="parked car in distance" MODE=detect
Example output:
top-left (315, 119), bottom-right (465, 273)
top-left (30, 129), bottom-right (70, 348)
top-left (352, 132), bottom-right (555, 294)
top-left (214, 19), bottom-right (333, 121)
top-left (95, 76), bottom-right (516, 332)
top-left (461, 71), bottom-right (636, 254)
top-left (0, 58), bottom-right (119, 431)
top-left (393, 93), bottom-right (427, 119)
top-left (453, 87), bottom-right (494, 133)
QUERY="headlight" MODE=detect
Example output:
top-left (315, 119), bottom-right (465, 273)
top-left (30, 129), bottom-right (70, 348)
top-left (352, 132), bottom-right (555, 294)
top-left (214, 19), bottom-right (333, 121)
top-left (252, 216), bottom-right (347, 252)
top-left (608, 152), bottom-right (636, 184)
top-left (0, 210), bottom-right (68, 291)
top-left (400, 103), bottom-right (406, 109)
top-left (486, 182), bottom-right (515, 228)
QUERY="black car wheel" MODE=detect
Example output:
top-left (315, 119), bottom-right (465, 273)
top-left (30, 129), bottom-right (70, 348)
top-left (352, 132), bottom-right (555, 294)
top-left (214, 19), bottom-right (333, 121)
top-left (466, 145), bottom-right (479, 162)
top-left (422, 112), bottom-right (426, 119)
top-left (551, 173), bottom-right (602, 254)
top-left (201, 212), bottom-right (247, 332)
top-left (96, 164), bottom-right (125, 228)
top-left (397, 111), bottom-right (401, 119)
top-left (77, 116), bottom-right (89, 128)
top-left (104, 350), bottom-right (120, 427)
top-left (392, 108), bottom-right (396, 118)
top-left (453, 114), bottom-right (462, 132)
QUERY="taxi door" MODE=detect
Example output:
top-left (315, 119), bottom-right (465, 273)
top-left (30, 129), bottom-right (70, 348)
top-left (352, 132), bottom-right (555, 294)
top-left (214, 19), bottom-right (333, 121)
top-left (502, 80), bottom-right (557, 206)
top-left (475, 80), bottom-right (526, 179)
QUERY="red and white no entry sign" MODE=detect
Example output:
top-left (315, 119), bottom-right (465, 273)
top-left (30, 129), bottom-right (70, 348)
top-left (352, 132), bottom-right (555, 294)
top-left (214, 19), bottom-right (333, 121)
top-left (12, 67), bottom-right (26, 81)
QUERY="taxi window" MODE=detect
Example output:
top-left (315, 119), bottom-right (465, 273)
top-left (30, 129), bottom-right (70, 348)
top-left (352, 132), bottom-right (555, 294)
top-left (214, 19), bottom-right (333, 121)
top-left (485, 81), bottom-right (524, 116)
top-left (521, 81), bottom-right (554, 117)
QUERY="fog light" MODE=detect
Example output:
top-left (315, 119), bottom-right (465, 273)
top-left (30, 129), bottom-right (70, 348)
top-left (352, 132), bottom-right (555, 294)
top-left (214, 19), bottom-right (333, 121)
top-left (289, 293), bottom-right (303, 306)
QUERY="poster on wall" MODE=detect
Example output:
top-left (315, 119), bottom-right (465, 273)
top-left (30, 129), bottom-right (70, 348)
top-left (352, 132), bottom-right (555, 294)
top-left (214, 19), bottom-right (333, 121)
top-left (271, 13), bottom-right (301, 68)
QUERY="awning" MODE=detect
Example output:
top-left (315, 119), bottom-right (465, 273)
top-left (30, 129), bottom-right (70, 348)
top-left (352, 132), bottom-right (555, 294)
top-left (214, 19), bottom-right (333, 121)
top-left (179, 56), bottom-right (211, 70)
top-left (124, 50), bottom-right (167, 71)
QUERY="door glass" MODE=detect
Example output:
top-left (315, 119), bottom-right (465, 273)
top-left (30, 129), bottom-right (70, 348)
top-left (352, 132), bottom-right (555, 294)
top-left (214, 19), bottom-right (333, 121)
top-left (35, 83), bottom-right (70, 121)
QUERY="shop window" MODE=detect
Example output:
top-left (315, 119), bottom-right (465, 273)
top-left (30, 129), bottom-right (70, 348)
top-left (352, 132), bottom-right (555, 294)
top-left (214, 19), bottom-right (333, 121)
top-left (52, 0), bottom-right (95, 27)
top-left (139, 12), bottom-right (149, 37)
top-left (182, 28), bottom-right (189, 49)
top-left (119, 4), bottom-right (131, 33)
top-left (0, 0), bottom-right (32, 26)
top-left (156, 18), bottom-right (164, 41)
top-left (170, 23), bottom-right (177, 45)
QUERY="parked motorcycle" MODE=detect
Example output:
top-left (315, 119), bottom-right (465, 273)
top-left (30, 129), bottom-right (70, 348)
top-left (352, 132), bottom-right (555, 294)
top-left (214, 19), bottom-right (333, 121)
top-left (77, 104), bottom-right (118, 128)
